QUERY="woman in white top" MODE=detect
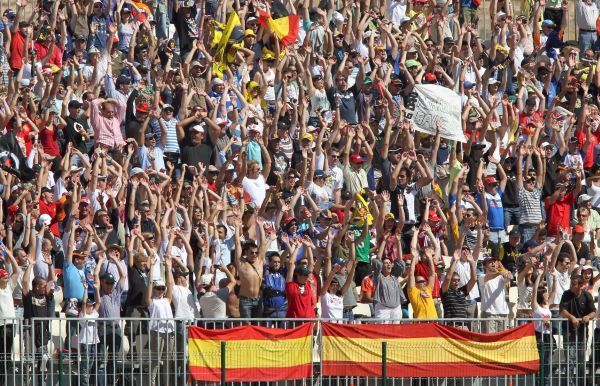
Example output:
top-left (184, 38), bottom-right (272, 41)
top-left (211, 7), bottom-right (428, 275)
top-left (0, 246), bottom-right (21, 384)
top-left (532, 265), bottom-right (557, 386)
top-left (320, 248), bottom-right (356, 320)
top-left (79, 280), bottom-right (102, 386)
top-left (516, 258), bottom-right (536, 319)
top-left (146, 253), bottom-right (175, 386)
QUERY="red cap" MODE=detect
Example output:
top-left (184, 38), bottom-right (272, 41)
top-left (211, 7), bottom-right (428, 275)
top-left (283, 217), bottom-right (297, 227)
top-left (429, 210), bottom-right (440, 222)
top-left (572, 224), bottom-right (586, 234)
top-left (79, 196), bottom-right (90, 205)
top-left (424, 72), bottom-right (437, 82)
top-left (350, 154), bottom-right (364, 163)
top-left (136, 101), bottom-right (150, 113)
top-left (484, 176), bottom-right (498, 185)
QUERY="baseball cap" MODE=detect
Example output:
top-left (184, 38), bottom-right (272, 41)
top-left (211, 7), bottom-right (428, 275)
top-left (68, 100), bottom-right (83, 109)
top-left (384, 212), bottom-right (395, 221)
top-left (484, 176), bottom-right (498, 185)
top-left (581, 264), bottom-right (593, 272)
top-left (191, 124), bottom-right (206, 133)
top-left (508, 228), bottom-right (521, 237)
top-left (314, 170), bottom-right (326, 178)
top-left (208, 165), bottom-right (219, 173)
top-left (301, 133), bottom-right (314, 141)
top-left (464, 81), bottom-right (476, 89)
top-left (162, 104), bottom-right (175, 112)
top-left (0, 269), bottom-right (9, 279)
top-left (41, 186), bottom-right (52, 193)
top-left (100, 272), bottom-right (116, 283)
top-left (294, 265), bottom-right (310, 276)
top-left (572, 224), bottom-right (586, 234)
top-left (130, 167), bottom-right (145, 176)
top-left (200, 273), bottom-right (214, 287)
top-left (405, 59), bottom-right (421, 68)
top-left (483, 254), bottom-right (497, 264)
top-left (136, 101), bottom-right (150, 113)
top-left (153, 279), bottom-right (166, 288)
top-left (244, 29), bottom-right (255, 37)
top-left (117, 74), bottom-right (132, 85)
top-left (350, 154), bottom-right (364, 163)
top-left (542, 19), bottom-right (555, 26)
top-left (283, 217), bottom-right (298, 227)
top-left (541, 142), bottom-right (553, 149)
top-left (88, 46), bottom-right (100, 54)
top-left (578, 194), bottom-right (592, 204)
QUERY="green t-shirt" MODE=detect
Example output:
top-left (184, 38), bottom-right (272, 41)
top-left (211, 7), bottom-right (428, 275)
top-left (351, 224), bottom-right (371, 263)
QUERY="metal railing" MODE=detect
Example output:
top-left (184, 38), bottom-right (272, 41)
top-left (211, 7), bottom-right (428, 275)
top-left (0, 317), bottom-right (597, 386)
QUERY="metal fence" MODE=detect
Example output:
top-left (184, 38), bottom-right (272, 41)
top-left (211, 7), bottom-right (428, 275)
top-left (0, 317), bottom-right (597, 386)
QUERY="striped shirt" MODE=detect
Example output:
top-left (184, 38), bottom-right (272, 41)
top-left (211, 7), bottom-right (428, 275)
top-left (153, 118), bottom-right (179, 153)
top-left (90, 99), bottom-right (126, 148)
top-left (441, 285), bottom-right (469, 318)
top-left (518, 187), bottom-right (542, 224)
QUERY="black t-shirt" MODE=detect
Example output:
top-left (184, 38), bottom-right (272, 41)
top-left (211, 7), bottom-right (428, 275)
top-left (500, 242), bottom-right (521, 273)
top-left (174, 8), bottom-right (198, 54)
top-left (441, 284), bottom-right (469, 318)
top-left (327, 85), bottom-right (359, 125)
top-left (63, 116), bottom-right (90, 154)
top-left (559, 289), bottom-right (596, 339)
top-left (502, 172), bottom-right (519, 208)
top-left (23, 292), bottom-right (53, 318)
top-left (180, 139), bottom-right (213, 167)
top-left (126, 265), bottom-right (149, 307)
top-left (560, 243), bottom-right (591, 265)
top-left (544, 152), bottom-right (563, 198)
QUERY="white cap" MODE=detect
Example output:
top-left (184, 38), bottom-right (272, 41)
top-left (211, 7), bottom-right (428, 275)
top-left (200, 273), bottom-right (214, 287)
top-left (39, 214), bottom-right (52, 226)
top-left (488, 79), bottom-right (499, 85)
top-left (331, 11), bottom-right (345, 26)
top-left (191, 124), bottom-right (205, 133)
top-left (153, 279), bottom-right (166, 287)
top-left (210, 78), bottom-right (224, 88)
top-left (578, 194), bottom-right (593, 204)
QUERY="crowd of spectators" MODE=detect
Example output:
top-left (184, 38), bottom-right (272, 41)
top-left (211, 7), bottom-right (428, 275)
top-left (0, 0), bottom-right (598, 384)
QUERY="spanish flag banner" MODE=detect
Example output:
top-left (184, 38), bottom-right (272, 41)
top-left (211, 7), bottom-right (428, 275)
top-left (322, 322), bottom-right (539, 378)
top-left (188, 323), bottom-right (313, 381)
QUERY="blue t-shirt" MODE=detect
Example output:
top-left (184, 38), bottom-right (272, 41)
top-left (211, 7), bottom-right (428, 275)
top-left (478, 189), bottom-right (505, 230)
top-left (63, 261), bottom-right (86, 301)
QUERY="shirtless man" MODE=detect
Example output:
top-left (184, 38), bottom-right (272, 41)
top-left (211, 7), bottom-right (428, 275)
top-left (234, 217), bottom-right (269, 318)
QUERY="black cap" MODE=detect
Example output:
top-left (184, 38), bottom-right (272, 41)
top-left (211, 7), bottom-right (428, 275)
top-left (508, 228), bottom-right (521, 237)
top-left (117, 74), bottom-right (132, 85)
top-left (75, 34), bottom-right (86, 41)
top-left (294, 265), bottom-right (310, 276)
top-left (68, 100), bottom-right (83, 109)
top-left (443, 37), bottom-right (455, 44)
top-left (100, 272), bottom-right (116, 284)
top-left (41, 187), bottom-right (52, 193)
top-left (18, 21), bottom-right (30, 28)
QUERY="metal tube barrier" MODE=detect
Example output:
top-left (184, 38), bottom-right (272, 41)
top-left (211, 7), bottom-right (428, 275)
top-left (0, 317), bottom-right (595, 385)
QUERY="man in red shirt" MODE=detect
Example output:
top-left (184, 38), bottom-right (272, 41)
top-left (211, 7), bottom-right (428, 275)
top-left (9, 20), bottom-right (31, 71)
top-left (545, 180), bottom-right (580, 238)
top-left (38, 187), bottom-right (63, 238)
top-left (34, 25), bottom-right (63, 68)
top-left (285, 263), bottom-right (316, 319)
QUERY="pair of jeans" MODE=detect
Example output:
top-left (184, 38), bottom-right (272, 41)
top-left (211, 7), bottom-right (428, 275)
top-left (0, 324), bottom-right (15, 384)
top-left (98, 324), bottom-right (122, 386)
top-left (535, 332), bottom-right (554, 386)
top-left (149, 330), bottom-right (175, 386)
top-left (504, 206), bottom-right (520, 227)
top-left (488, 229), bottom-right (506, 244)
top-left (564, 335), bottom-right (587, 386)
top-left (579, 30), bottom-right (597, 54)
top-left (519, 224), bottom-right (539, 244)
top-left (80, 343), bottom-right (99, 386)
top-left (239, 296), bottom-right (263, 318)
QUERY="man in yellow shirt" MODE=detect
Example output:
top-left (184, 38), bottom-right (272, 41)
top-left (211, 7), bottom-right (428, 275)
top-left (408, 225), bottom-right (438, 319)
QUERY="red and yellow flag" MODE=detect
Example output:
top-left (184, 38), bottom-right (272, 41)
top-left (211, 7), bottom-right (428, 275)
top-left (188, 323), bottom-right (313, 382)
top-left (322, 322), bottom-right (540, 378)
top-left (258, 10), bottom-right (299, 47)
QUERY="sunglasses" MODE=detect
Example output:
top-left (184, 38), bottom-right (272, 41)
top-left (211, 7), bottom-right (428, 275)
top-left (416, 280), bottom-right (426, 284)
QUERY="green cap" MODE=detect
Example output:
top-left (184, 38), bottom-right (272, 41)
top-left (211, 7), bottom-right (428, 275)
top-left (405, 59), bottom-right (421, 68)
top-left (363, 76), bottom-right (373, 84)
